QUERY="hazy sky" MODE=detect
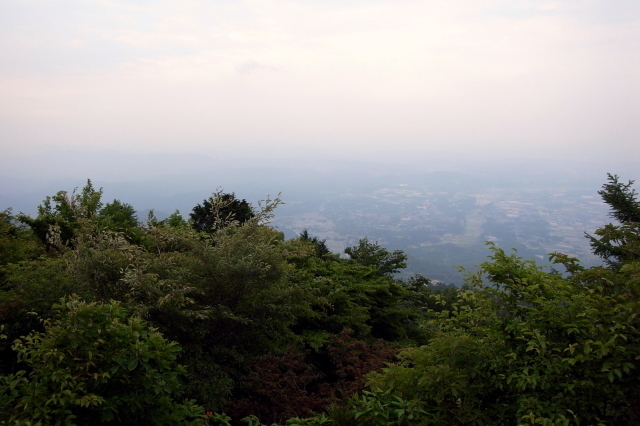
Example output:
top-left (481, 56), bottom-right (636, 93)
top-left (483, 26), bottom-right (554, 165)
top-left (1, 0), bottom-right (638, 161)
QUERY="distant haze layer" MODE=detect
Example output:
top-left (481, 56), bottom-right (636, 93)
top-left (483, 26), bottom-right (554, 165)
top-left (2, 149), bottom-right (632, 285)
top-left (1, 149), bottom-right (637, 217)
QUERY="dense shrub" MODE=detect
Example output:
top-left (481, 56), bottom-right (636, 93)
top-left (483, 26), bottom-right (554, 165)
top-left (0, 297), bottom-right (203, 425)
top-left (354, 246), bottom-right (640, 424)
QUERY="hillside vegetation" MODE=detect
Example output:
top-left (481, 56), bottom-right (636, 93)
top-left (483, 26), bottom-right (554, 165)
top-left (1, 175), bottom-right (639, 425)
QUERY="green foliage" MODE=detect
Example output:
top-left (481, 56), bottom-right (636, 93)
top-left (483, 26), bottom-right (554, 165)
top-left (0, 297), bottom-right (203, 425)
top-left (190, 190), bottom-right (255, 233)
top-left (240, 414), bottom-right (333, 426)
top-left (139, 201), bottom-right (310, 406)
top-left (0, 210), bottom-right (46, 355)
top-left (588, 222), bottom-right (640, 270)
top-left (356, 244), bottom-right (640, 424)
top-left (292, 255), bottom-right (414, 342)
top-left (597, 173), bottom-right (640, 224)
top-left (12, 176), bottom-right (640, 425)
top-left (98, 199), bottom-right (144, 243)
top-left (396, 275), bottom-right (461, 344)
top-left (344, 238), bottom-right (407, 276)
top-left (57, 229), bottom-right (134, 303)
top-left (1, 190), bottom-right (316, 412)
top-left (0, 256), bottom-right (80, 337)
top-left (18, 179), bottom-right (104, 249)
top-left (165, 210), bottom-right (190, 228)
top-left (351, 389), bottom-right (428, 425)
top-left (1, 252), bottom-right (88, 377)
top-left (0, 209), bottom-right (44, 274)
top-left (202, 411), bottom-right (233, 426)
top-left (2, 182), bottom-right (424, 424)
top-left (587, 174), bottom-right (640, 269)
top-left (299, 230), bottom-right (332, 258)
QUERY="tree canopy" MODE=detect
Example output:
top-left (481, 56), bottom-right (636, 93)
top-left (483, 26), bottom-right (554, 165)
top-left (190, 191), bottom-right (255, 233)
top-left (1, 175), bottom-right (639, 425)
top-left (344, 237), bottom-right (408, 276)
top-left (587, 173), bottom-right (640, 269)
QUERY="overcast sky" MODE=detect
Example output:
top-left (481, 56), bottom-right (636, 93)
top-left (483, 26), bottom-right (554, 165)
top-left (1, 0), bottom-right (638, 162)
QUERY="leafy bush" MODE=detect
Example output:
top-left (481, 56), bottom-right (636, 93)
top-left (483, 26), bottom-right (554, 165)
top-left (357, 245), bottom-right (640, 424)
top-left (0, 297), bottom-right (203, 425)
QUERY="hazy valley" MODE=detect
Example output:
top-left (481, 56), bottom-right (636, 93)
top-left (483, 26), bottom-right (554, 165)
top-left (2, 149), bottom-right (633, 284)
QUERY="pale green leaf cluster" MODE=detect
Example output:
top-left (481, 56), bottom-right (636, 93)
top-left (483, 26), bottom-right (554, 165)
top-left (0, 297), bottom-right (203, 425)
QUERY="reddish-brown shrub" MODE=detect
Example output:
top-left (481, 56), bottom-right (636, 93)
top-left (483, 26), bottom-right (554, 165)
top-left (319, 329), bottom-right (399, 398)
top-left (226, 329), bottom-right (399, 424)
top-left (225, 349), bottom-right (325, 424)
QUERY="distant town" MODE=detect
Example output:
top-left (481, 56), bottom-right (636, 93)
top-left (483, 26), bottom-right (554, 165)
top-left (274, 181), bottom-right (610, 283)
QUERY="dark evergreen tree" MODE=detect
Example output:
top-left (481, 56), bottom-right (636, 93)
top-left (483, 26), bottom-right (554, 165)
top-left (190, 191), bottom-right (254, 233)
top-left (598, 173), bottom-right (640, 223)
top-left (99, 200), bottom-right (138, 229)
top-left (345, 237), bottom-right (407, 276)
top-left (586, 174), bottom-right (640, 269)
top-left (98, 199), bottom-right (143, 243)
top-left (299, 229), bottom-right (331, 257)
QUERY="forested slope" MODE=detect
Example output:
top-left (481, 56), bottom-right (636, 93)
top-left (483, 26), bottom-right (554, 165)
top-left (1, 175), bottom-right (639, 425)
